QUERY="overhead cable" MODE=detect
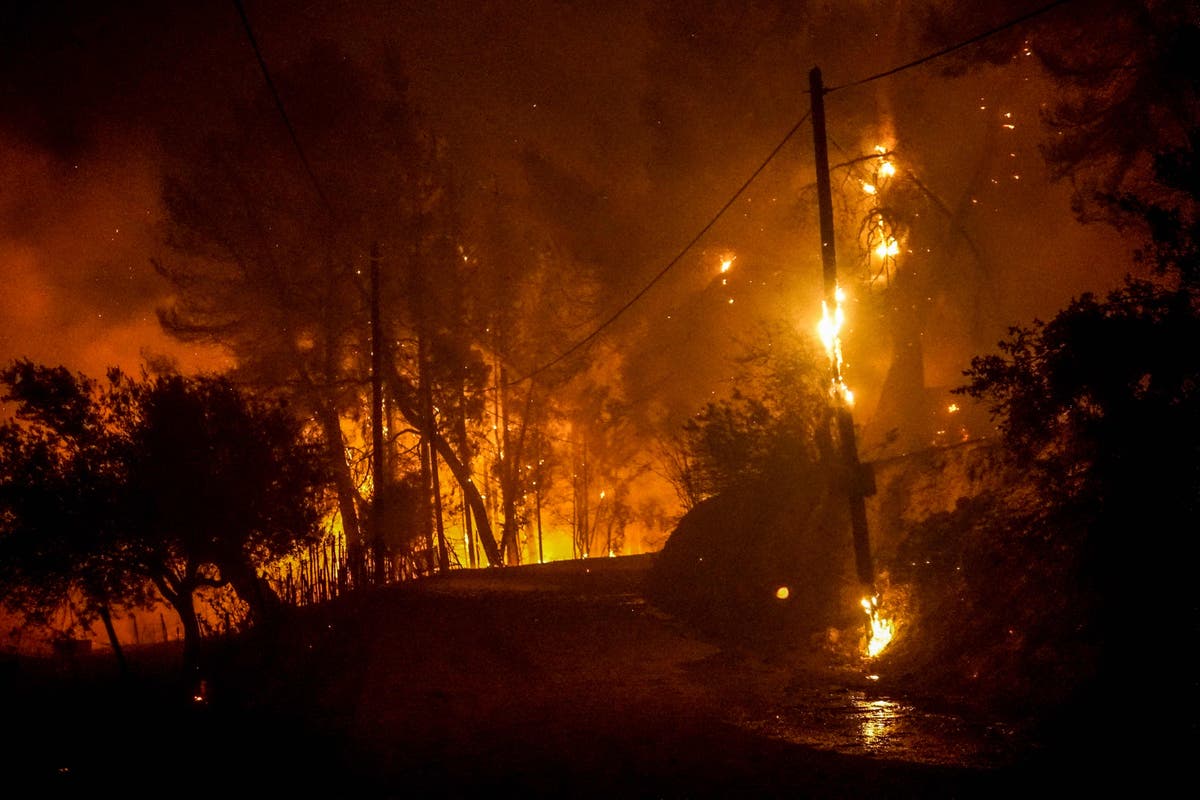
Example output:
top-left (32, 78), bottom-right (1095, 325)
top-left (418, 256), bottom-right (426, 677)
top-left (232, 0), bottom-right (334, 216)
top-left (508, 110), bottom-right (813, 386)
top-left (826, 0), bottom-right (1075, 93)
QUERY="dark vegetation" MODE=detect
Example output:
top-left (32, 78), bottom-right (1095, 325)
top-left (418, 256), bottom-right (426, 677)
top-left (0, 365), bottom-right (330, 670)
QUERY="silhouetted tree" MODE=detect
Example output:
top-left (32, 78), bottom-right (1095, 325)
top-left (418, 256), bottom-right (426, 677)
top-left (662, 322), bottom-right (832, 508)
top-left (0, 369), bottom-right (147, 667)
top-left (957, 127), bottom-right (1200, 708)
top-left (0, 362), bottom-right (331, 671)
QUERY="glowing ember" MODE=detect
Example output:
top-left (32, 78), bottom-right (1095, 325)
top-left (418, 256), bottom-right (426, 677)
top-left (860, 595), bottom-right (895, 658)
top-left (720, 258), bottom-right (733, 273)
top-left (947, 403), bottom-right (960, 413)
top-left (861, 182), bottom-right (877, 195)
top-left (775, 586), bottom-right (790, 600)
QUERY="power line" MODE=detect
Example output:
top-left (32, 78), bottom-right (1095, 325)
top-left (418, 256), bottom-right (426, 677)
top-left (231, 0), bottom-right (334, 216)
top-left (826, 0), bottom-right (1075, 93)
top-left (507, 110), bottom-right (813, 387)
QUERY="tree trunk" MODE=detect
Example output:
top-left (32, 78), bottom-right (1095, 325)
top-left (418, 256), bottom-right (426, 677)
top-left (384, 365), bottom-right (502, 566)
top-left (220, 556), bottom-right (284, 626)
top-left (317, 401), bottom-right (366, 587)
top-left (154, 575), bottom-right (204, 675)
top-left (96, 603), bottom-right (128, 678)
top-left (455, 380), bottom-right (477, 568)
top-left (177, 593), bottom-right (203, 676)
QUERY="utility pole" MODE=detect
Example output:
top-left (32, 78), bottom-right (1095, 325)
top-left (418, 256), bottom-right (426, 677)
top-left (809, 67), bottom-right (875, 591)
top-left (370, 242), bottom-right (387, 585)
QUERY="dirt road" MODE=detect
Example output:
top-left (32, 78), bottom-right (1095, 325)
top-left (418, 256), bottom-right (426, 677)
top-left (4, 555), bottom-right (1096, 797)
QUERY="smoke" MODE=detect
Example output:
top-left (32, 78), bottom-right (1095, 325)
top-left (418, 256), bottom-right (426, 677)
top-left (0, 0), bottom-right (1138, 436)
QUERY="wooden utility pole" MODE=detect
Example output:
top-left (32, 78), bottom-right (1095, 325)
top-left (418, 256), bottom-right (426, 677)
top-left (809, 67), bottom-right (875, 589)
top-left (370, 242), bottom-right (387, 585)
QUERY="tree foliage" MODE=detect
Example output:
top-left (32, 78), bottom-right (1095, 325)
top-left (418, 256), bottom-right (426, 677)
top-left (955, 113), bottom-right (1200, 700)
top-left (663, 323), bottom-right (831, 509)
top-left (0, 362), bottom-right (331, 668)
top-left (959, 118), bottom-right (1200, 519)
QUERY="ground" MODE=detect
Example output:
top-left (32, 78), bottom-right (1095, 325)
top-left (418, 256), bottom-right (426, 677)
top-left (0, 554), bottom-right (1180, 797)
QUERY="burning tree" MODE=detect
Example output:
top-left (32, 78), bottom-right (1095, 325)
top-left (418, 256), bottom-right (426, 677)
top-left (155, 45), bottom-right (508, 577)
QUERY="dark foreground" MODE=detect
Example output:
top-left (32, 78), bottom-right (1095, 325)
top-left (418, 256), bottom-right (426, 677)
top-left (0, 555), bottom-right (1179, 797)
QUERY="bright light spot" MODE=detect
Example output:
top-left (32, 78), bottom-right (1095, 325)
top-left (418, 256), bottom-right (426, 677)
top-left (720, 258), bottom-right (733, 273)
top-left (817, 300), bottom-right (844, 356)
top-left (817, 283), bottom-right (854, 408)
top-left (599, 490), bottom-right (606, 500)
top-left (866, 674), bottom-right (880, 681)
top-left (775, 586), bottom-right (790, 600)
top-left (862, 182), bottom-right (877, 195)
top-left (948, 403), bottom-right (960, 413)
top-left (879, 160), bottom-right (896, 178)
top-left (858, 697), bottom-right (900, 748)
top-left (874, 239), bottom-right (899, 259)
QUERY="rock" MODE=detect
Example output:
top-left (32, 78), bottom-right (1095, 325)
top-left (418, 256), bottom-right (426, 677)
top-left (646, 469), bottom-right (859, 647)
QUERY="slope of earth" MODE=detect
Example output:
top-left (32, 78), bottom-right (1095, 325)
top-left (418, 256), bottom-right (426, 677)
top-left (1, 554), bottom-right (1169, 797)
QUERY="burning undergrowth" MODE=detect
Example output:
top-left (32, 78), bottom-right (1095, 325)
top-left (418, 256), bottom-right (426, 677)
top-left (871, 484), bottom-right (1103, 721)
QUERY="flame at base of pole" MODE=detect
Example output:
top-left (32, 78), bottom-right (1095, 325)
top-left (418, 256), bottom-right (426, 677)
top-left (861, 594), bottom-right (895, 658)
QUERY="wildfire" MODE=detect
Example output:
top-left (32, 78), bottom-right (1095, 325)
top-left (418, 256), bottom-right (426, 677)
top-left (864, 147), bottom-right (901, 287)
top-left (874, 145), bottom-right (897, 179)
top-left (873, 238), bottom-right (900, 259)
top-left (860, 595), bottom-right (895, 658)
top-left (816, 285), bottom-right (854, 406)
